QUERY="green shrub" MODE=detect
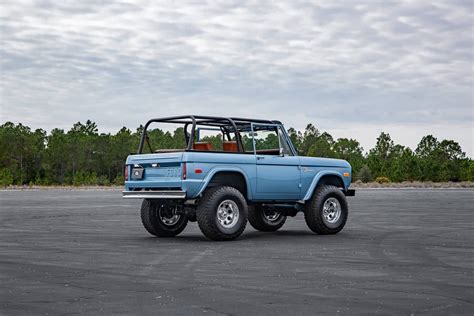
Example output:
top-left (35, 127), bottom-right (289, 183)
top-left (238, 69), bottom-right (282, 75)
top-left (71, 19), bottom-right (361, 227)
top-left (97, 175), bottom-right (110, 186)
top-left (113, 175), bottom-right (124, 185)
top-left (375, 176), bottom-right (390, 184)
top-left (357, 165), bottom-right (372, 183)
top-left (33, 172), bottom-right (51, 186)
top-left (73, 171), bottom-right (98, 186)
top-left (0, 168), bottom-right (14, 186)
top-left (467, 160), bottom-right (474, 182)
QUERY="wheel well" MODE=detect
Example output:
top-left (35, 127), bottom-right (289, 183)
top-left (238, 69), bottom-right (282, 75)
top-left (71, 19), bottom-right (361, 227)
top-left (207, 171), bottom-right (248, 199)
top-left (317, 175), bottom-right (344, 189)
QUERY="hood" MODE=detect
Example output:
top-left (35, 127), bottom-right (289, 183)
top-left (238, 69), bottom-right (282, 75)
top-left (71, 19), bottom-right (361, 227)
top-left (299, 156), bottom-right (351, 168)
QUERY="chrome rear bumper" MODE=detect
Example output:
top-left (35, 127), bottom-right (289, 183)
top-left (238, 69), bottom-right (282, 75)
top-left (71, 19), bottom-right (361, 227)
top-left (122, 190), bottom-right (186, 199)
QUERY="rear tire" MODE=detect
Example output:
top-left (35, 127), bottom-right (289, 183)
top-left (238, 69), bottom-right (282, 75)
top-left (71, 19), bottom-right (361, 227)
top-left (248, 204), bottom-right (286, 232)
top-left (304, 185), bottom-right (348, 234)
top-left (141, 199), bottom-right (188, 237)
top-left (197, 186), bottom-right (248, 241)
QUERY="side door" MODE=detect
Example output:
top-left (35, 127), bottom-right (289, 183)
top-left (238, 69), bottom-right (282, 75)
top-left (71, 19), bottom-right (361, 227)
top-left (252, 123), bottom-right (301, 200)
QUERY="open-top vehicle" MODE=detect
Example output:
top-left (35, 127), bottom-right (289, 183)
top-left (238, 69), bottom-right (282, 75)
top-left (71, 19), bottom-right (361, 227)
top-left (123, 115), bottom-right (355, 241)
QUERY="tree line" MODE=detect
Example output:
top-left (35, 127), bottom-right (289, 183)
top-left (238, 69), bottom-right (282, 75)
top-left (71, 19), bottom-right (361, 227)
top-left (0, 120), bottom-right (472, 186)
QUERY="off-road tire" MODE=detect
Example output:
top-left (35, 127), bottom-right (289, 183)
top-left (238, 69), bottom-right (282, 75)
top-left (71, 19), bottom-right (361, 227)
top-left (141, 199), bottom-right (188, 237)
top-left (197, 186), bottom-right (248, 241)
top-left (248, 204), bottom-right (287, 232)
top-left (304, 185), bottom-right (348, 234)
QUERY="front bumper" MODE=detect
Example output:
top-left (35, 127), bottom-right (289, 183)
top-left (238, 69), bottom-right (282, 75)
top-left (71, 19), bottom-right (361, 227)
top-left (122, 190), bottom-right (186, 199)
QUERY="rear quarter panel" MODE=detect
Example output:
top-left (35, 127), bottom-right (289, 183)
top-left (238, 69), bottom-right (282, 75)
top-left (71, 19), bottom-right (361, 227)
top-left (183, 152), bottom-right (256, 199)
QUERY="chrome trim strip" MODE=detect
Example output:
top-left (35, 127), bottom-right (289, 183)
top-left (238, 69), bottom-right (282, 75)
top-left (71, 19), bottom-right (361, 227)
top-left (122, 190), bottom-right (186, 199)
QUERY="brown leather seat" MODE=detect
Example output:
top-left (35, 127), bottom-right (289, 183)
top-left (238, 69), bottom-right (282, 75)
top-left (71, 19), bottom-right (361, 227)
top-left (193, 142), bottom-right (213, 151)
top-left (223, 141), bottom-right (238, 152)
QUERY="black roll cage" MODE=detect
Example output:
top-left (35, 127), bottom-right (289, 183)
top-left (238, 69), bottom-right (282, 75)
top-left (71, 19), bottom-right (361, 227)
top-left (137, 115), bottom-right (290, 154)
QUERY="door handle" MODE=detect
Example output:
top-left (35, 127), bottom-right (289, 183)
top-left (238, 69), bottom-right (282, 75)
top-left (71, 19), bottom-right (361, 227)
top-left (257, 156), bottom-right (265, 160)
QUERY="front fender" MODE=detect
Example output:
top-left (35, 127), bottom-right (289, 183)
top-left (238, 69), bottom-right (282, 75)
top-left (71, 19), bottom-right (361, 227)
top-left (302, 170), bottom-right (346, 201)
top-left (195, 166), bottom-right (252, 199)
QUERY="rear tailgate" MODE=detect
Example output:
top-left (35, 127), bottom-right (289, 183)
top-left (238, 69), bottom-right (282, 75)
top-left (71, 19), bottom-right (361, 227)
top-left (125, 153), bottom-right (184, 191)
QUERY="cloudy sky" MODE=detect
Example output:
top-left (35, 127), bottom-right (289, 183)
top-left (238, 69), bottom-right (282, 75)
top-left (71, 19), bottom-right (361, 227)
top-left (1, 0), bottom-right (473, 156)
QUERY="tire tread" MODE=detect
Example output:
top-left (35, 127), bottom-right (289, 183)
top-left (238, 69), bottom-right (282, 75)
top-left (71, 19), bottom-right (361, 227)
top-left (140, 199), bottom-right (188, 237)
top-left (304, 185), bottom-right (348, 234)
top-left (197, 186), bottom-right (247, 241)
top-left (248, 205), bottom-right (286, 232)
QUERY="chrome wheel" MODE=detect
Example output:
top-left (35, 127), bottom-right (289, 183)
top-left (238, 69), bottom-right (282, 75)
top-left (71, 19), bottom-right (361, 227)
top-left (159, 206), bottom-right (181, 226)
top-left (217, 200), bottom-right (240, 228)
top-left (263, 209), bottom-right (281, 222)
top-left (322, 197), bottom-right (341, 224)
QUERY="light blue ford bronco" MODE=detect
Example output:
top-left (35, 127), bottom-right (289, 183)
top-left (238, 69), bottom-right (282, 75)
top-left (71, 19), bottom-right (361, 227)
top-left (123, 115), bottom-right (355, 241)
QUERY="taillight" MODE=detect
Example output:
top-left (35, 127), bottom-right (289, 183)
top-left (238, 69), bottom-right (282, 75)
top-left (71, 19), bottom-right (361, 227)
top-left (182, 162), bottom-right (187, 180)
top-left (124, 165), bottom-right (129, 180)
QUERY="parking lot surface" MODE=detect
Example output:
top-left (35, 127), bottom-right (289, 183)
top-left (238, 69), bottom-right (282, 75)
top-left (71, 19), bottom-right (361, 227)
top-left (1, 189), bottom-right (473, 315)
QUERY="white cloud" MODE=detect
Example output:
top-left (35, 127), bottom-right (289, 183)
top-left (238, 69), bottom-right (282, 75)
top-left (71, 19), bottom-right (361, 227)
top-left (0, 0), bottom-right (472, 155)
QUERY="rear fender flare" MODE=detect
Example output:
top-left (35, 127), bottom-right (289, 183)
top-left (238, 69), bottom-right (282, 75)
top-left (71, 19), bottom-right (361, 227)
top-left (196, 167), bottom-right (252, 200)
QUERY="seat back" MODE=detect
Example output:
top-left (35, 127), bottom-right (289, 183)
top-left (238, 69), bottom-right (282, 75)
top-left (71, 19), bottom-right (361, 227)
top-left (223, 141), bottom-right (238, 152)
top-left (193, 142), bottom-right (213, 151)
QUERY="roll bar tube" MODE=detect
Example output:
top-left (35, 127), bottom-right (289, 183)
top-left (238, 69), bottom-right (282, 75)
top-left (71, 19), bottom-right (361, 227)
top-left (138, 115), bottom-right (247, 153)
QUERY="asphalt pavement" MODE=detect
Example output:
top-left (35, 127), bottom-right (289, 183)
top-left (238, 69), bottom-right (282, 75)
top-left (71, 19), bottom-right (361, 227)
top-left (1, 188), bottom-right (473, 315)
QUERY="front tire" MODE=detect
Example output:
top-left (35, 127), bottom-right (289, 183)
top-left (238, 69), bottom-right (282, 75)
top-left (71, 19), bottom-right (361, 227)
top-left (304, 185), bottom-right (348, 234)
top-left (141, 199), bottom-right (188, 237)
top-left (197, 186), bottom-right (248, 241)
top-left (248, 204), bottom-right (286, 232)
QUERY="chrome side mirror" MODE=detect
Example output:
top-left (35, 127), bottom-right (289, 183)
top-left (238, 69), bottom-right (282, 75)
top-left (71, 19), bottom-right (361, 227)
top-left (279, 148), bottom-right (285, 156)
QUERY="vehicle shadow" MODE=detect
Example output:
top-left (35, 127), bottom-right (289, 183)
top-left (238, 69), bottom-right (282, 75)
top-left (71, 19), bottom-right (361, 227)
top-left (138, 229), bottom-right (341, 243)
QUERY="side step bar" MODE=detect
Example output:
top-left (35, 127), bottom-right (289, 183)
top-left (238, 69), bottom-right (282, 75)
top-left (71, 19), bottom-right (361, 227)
top-left (122, 190), bottom-right (186, 199)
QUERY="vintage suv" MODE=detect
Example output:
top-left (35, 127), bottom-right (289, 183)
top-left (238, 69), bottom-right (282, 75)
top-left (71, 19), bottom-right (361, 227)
top-left (123, 115), bottom-right (355, 241)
